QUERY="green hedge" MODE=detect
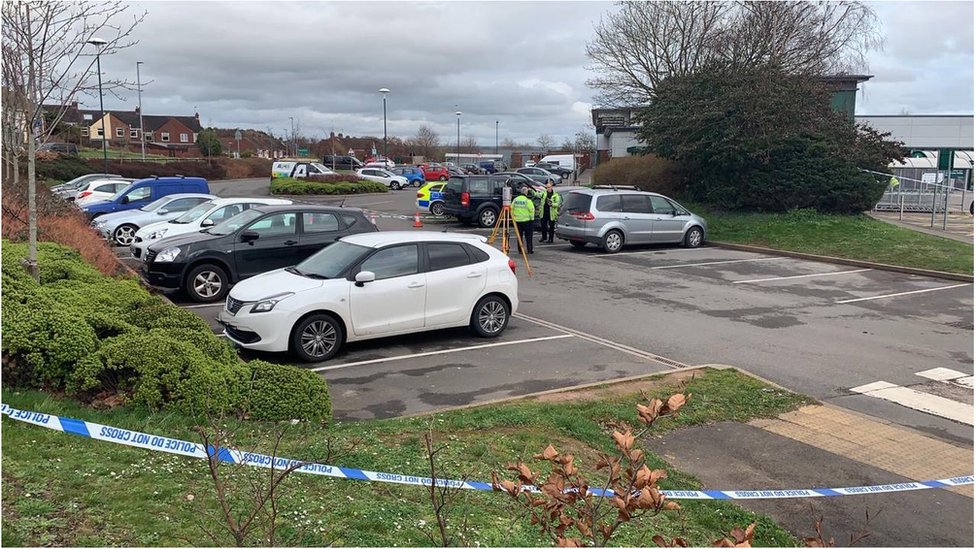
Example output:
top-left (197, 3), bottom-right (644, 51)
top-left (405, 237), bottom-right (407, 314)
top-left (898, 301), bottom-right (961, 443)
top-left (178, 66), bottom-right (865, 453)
top-left (270, 177), bottom-right (389, 195)
top-left (1, 240), bottom-right (332, 422)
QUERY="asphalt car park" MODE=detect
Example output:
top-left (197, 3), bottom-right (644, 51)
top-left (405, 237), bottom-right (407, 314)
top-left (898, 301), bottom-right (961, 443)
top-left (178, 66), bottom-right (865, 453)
top-left (115, 178), bottom-right (973, 444)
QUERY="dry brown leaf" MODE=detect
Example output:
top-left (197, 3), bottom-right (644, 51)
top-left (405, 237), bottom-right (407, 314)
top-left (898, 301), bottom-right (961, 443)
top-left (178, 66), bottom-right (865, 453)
top-left (534, 444), bottom-right (559, 461)
top-left (662, 500), bottom-right (681, 511)
top-left (556, 537), bottom-right (583, 547)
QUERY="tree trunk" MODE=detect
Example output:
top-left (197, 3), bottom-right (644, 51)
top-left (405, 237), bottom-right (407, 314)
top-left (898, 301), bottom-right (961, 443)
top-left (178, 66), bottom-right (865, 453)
top-left (24, 2), bottom-right (39, 281)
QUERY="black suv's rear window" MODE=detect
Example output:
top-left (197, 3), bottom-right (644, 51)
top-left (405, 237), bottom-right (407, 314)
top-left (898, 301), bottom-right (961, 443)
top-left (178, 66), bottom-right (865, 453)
top-left (563, 192), bottom-right (592, 214)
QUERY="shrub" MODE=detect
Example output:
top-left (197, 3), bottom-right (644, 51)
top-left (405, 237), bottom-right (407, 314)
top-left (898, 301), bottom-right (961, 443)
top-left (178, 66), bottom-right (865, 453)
top-left (84, 159), bottom-right (227, 180)
top-left (592, 155), bottom-right (687, 197)
top-left (33, 154), bottom-right (95, 181)
top-left (215, 157), bottom-right (273, 178)
top-left (244, 360), bottom-right (332, 422)
top-left (270, 177), bottom-right (388, 195)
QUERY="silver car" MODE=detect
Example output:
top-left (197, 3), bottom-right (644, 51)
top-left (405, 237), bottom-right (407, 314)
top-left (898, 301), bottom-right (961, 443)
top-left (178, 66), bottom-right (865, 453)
top-left (555, 188), bottom-right (707, 253)
top-left (92, 193), bottom-right (215, 246)
top-left (51, 173), bottom-right (123, 199)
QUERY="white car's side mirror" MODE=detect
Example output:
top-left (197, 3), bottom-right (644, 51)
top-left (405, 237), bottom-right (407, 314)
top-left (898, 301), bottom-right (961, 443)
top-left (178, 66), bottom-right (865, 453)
top-left (201, 219), bottom-right (215, 227)
top-left (355, 271), bottom-right (376, 287)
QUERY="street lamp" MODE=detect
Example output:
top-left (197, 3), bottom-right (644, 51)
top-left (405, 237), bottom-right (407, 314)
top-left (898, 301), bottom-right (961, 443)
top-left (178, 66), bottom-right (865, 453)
top-left (289, 116), bottom-right (294, 157)
top-left (136, 61), bottom-right (145, 160)
top-left (87, 37), bottom-right (108, 174)
top-left (495, 120), bottom-right (499, 156)
top-left (455, 111), bottom-right (461, 167)
top-left (379, 88), bottom-right (390, 161)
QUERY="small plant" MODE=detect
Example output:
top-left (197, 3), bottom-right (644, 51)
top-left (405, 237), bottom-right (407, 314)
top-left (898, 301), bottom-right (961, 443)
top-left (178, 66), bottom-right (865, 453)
top-left (493, 391), bottom-right (692, 547)
top-left (419, 424), bottom-right (473, 546)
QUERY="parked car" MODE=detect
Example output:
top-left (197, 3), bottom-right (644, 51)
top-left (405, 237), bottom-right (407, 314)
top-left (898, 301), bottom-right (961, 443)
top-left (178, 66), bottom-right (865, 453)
top-left (448, 166), bottom-right (465, 177)
top-left (478, 161), bottom-right (504, 174)
top-left (364, 158), bottom-right (395, 170)
top-left (538, 154), bottom-right (576, 173)
top-left (81, 176), bottom-right (211, 220)
top-left (440, 174), bottom-right (544, 228)
top-left (217, 231), bottom-right (519, 362)
top-left (515, 166), bottom-right (561, 185)
top-left (524, 160), bottom-right (537, 168)
top-left (420, 162), bottom-right (450, 181)
top-left (142, 204), bottom-right (378, 303)
top-left (72, 179), bottom-right (134, 205)
top-left (416, 182), bottom-right (448, 216)
top-left (461, 163), bottom-right (485, 174)
top-left (271, 161), bottom-right (335, 181)
top-left (92, 193), bottom-right (215, 246)
top-left (555, 188), bottom-right (706, 253)
top-left (533, 162), bottom-right (573, 178)
top-left (130, 197), bottom-right (293, 259)
top-left (322, 155), bottom-right (365, 170)
top-left (356, 168), bottom-right (410, 190)
top-left (391, 166), bottom-right (426, 187)
top-left (37, 142), bottom-right (79, 155)
top-left (51, 173), bottom-right (123, 199)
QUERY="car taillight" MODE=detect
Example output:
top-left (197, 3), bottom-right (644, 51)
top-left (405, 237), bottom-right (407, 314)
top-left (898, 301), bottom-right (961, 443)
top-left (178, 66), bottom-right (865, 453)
top-left (417, 192), bottom-right (423, 198)
top-left (508, 259), bottom-right (517, 274)
top-left (461, 192), bottom-right (470, 207)
top-left (574, 212), bottom-right (595, 221)
top-left (77, 191), bottom-right (92, 199)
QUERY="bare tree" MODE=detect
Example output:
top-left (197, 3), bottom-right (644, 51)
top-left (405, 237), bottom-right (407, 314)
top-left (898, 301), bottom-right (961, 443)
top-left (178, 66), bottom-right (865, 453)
top-left (407, 124), bottom-right (441, 160)
top-left (585, 1), bottom-right (881, 106)
top-left (537, 134), bottom-right (555, 154)
top-left (2, 0), bottom-right (144, 279)
top-left (575, 130), bottom-right (596, 152)
top-left (460, 135), bottom-right (478, 154)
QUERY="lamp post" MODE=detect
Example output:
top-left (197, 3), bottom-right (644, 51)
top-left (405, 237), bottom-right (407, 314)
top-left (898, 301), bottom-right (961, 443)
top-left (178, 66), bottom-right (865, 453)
top-left (379, 88), bottom-right (390, 162)
top-left (455, 111), bottom-right (461, 167)
top-left (87, 37), bottom-right (108, 174)
top-left (136, 61), bottom-right (145, 160)
top-left (495, 120), bottom-right (499, 156)
top-left (289, 116), bottom-right (294, 157)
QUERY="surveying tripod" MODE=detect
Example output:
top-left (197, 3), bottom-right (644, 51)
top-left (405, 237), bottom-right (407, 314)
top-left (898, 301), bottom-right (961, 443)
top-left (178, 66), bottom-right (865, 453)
top-left (487, 205), bottom-right (533, 276)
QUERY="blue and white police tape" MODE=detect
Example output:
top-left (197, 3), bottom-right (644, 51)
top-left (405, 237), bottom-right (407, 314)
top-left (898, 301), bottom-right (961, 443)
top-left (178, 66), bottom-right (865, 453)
top-left (2, 403), bottom-right (972, 500)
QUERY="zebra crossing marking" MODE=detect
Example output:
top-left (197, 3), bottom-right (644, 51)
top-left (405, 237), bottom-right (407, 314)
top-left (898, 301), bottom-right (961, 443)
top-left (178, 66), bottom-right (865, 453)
top-left (850, 380), bottom-right (974, 426)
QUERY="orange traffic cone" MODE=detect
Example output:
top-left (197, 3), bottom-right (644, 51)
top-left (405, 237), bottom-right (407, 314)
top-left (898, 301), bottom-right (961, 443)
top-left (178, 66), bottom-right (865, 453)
top-left (412, 211), bottom-right (423, 228)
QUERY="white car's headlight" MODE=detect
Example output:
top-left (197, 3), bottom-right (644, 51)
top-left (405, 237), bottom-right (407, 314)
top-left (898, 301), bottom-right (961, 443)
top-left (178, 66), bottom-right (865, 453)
top-left (250, 292), bottom-right (294, 313)
top-left (155, 247), bottom-right (181, 262)
top-left (149, 227), bottom-right (168, 239)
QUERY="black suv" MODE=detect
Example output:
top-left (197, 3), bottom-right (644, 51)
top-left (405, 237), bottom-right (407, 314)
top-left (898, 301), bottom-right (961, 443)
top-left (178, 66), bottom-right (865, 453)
top-left (38, 142), bottom-right (79, 155)
top-left (441, 173), bottom-right (539, 228)
top-left (322, 155), bottom-right (364, 170)
top-left (142, 205), bottom-right (378, 302)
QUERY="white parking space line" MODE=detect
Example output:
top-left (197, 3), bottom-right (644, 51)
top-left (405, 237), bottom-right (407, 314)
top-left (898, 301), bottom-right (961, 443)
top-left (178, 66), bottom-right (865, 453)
top-left (850, 381), bottom-right (974, 425)
top-left (309, 334), bottom-right (574, 372)
top-left (182, 303), bottom-right (225, 310)
top-left (916, 368), bottom-right (974, 389)
top-left (732, 269), bottom-right (871, 284)
top-left (835, 283), bottom-right (971, 304)
top-left (589, 248), bottom-right (711, 258)
top-left (647, 257), bottom-right (786, 270)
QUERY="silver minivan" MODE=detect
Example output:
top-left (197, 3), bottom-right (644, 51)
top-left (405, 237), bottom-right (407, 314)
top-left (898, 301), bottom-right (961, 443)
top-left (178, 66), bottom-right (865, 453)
top-left (555, 188), bottom-right (707, 253)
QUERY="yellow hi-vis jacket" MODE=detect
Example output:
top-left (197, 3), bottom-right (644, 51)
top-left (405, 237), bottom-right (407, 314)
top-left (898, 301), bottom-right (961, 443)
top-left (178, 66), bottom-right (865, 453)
top-left (511, 194), bottom-right (535, 222)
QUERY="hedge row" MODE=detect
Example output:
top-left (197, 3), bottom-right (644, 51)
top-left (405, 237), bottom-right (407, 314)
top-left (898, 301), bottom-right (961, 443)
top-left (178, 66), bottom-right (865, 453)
top-left (1, 241), bottom-right (331, 422)
top-left (35, 155), bottom-right (272, 183)
top-left (270, 177), bottom-right (389, 195)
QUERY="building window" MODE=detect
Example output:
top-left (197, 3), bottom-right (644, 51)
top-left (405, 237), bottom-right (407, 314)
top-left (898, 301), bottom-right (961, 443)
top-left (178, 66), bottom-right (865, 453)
top-left (161, 132), bottom-right (170, 142)
top-left (180, 133), bottom-right (188, 143)
top-left (96, 127), bottom-right (104, 137)
top-left (116, 128), bottom-right (124, 137)
top-left (145, 133), bottom-right (153, 142)
top-left (130, 129), bottom-right (138, 138)
top-left (81, 128), bottom-right (89, 137)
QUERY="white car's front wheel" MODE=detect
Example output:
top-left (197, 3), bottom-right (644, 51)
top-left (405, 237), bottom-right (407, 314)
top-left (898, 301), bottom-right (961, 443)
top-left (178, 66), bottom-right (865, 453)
top-left (292, 313), bottom-right (344, 362)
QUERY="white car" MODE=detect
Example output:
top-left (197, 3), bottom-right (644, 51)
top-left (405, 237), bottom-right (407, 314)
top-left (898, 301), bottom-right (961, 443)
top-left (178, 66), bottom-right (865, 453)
top-left (129, 197), bottom-right (292, 259)
top-left (93, 193), bottom-right (215, 246)
top-left (356, 168), bottom-right (409, 190)
top-left (73, 179), bottom-right (133, 206)
top-left (364, 159), bottom-right (395, 170)
top-left (218, 231), bottom-right (519, 362)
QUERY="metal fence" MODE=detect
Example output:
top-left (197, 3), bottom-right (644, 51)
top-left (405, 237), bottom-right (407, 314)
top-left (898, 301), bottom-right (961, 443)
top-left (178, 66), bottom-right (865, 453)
top-left (869, 169), bottom-right (972, 229)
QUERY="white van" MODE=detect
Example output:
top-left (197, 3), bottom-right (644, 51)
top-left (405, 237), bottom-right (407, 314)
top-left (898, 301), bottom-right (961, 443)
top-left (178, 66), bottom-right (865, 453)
top-left (271, 161), bottom-right (335, 181)
top-left (539, 154), bottom-right (576, 172)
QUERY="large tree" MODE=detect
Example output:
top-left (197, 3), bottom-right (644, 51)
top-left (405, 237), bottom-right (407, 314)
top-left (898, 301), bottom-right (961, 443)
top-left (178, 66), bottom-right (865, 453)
top-left (635, 67), bottom-right (903, 213)
top-left (406, 124), bottom-right (440, 160)
top-left (586, 1), bottom-right (881, 106)
top-left (2, 0), bottom-right (143, 278)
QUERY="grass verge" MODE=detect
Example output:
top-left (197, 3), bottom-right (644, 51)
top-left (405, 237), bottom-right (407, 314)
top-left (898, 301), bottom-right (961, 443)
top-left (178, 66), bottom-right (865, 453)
top-left (2, 368), bottom-right (810, 547)
top-left (689, 205), bottom-right (973, 275)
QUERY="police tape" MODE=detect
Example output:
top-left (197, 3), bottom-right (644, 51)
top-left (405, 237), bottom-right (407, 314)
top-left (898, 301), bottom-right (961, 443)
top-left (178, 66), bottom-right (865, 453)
top-left (2, 403), bottom-right (972, 500)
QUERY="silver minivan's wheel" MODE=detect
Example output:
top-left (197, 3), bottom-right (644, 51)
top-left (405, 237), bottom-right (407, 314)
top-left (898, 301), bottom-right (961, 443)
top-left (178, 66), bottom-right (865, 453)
top-left (478, 208), bottom-right (498, 228)
top-left (186, 263), bottom-right (229, 303)
top-left (113, 224), bottom-right (138, 246)
top-left (470, 295), bottom-right (509, 338)
top-left (684, 226), bottom-right (704, 248)
top-left (292, 313), bottom-right (343, 362)
top-left (390, 181), bottom-right (401, 190)
top-left (430, 202), bottom-right (445, 216)
top-left (601, 230), bottom-right (624, 253)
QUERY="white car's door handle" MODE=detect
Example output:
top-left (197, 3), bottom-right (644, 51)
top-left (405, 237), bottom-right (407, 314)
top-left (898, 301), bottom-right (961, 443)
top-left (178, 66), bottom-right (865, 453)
top-left (408, 282), bottom-right (425, 288)
top-left (466, 272), bottom-right (483, 278)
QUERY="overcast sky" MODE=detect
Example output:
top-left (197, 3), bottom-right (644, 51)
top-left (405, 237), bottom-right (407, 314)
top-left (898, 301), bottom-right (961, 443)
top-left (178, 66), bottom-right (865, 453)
top-left (84, 0), bottom-right (974, 146)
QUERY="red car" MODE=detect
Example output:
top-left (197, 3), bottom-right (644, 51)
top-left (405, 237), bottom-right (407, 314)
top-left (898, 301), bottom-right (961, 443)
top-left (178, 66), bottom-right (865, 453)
top-left (420, 162), bottom-right (450, 181)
